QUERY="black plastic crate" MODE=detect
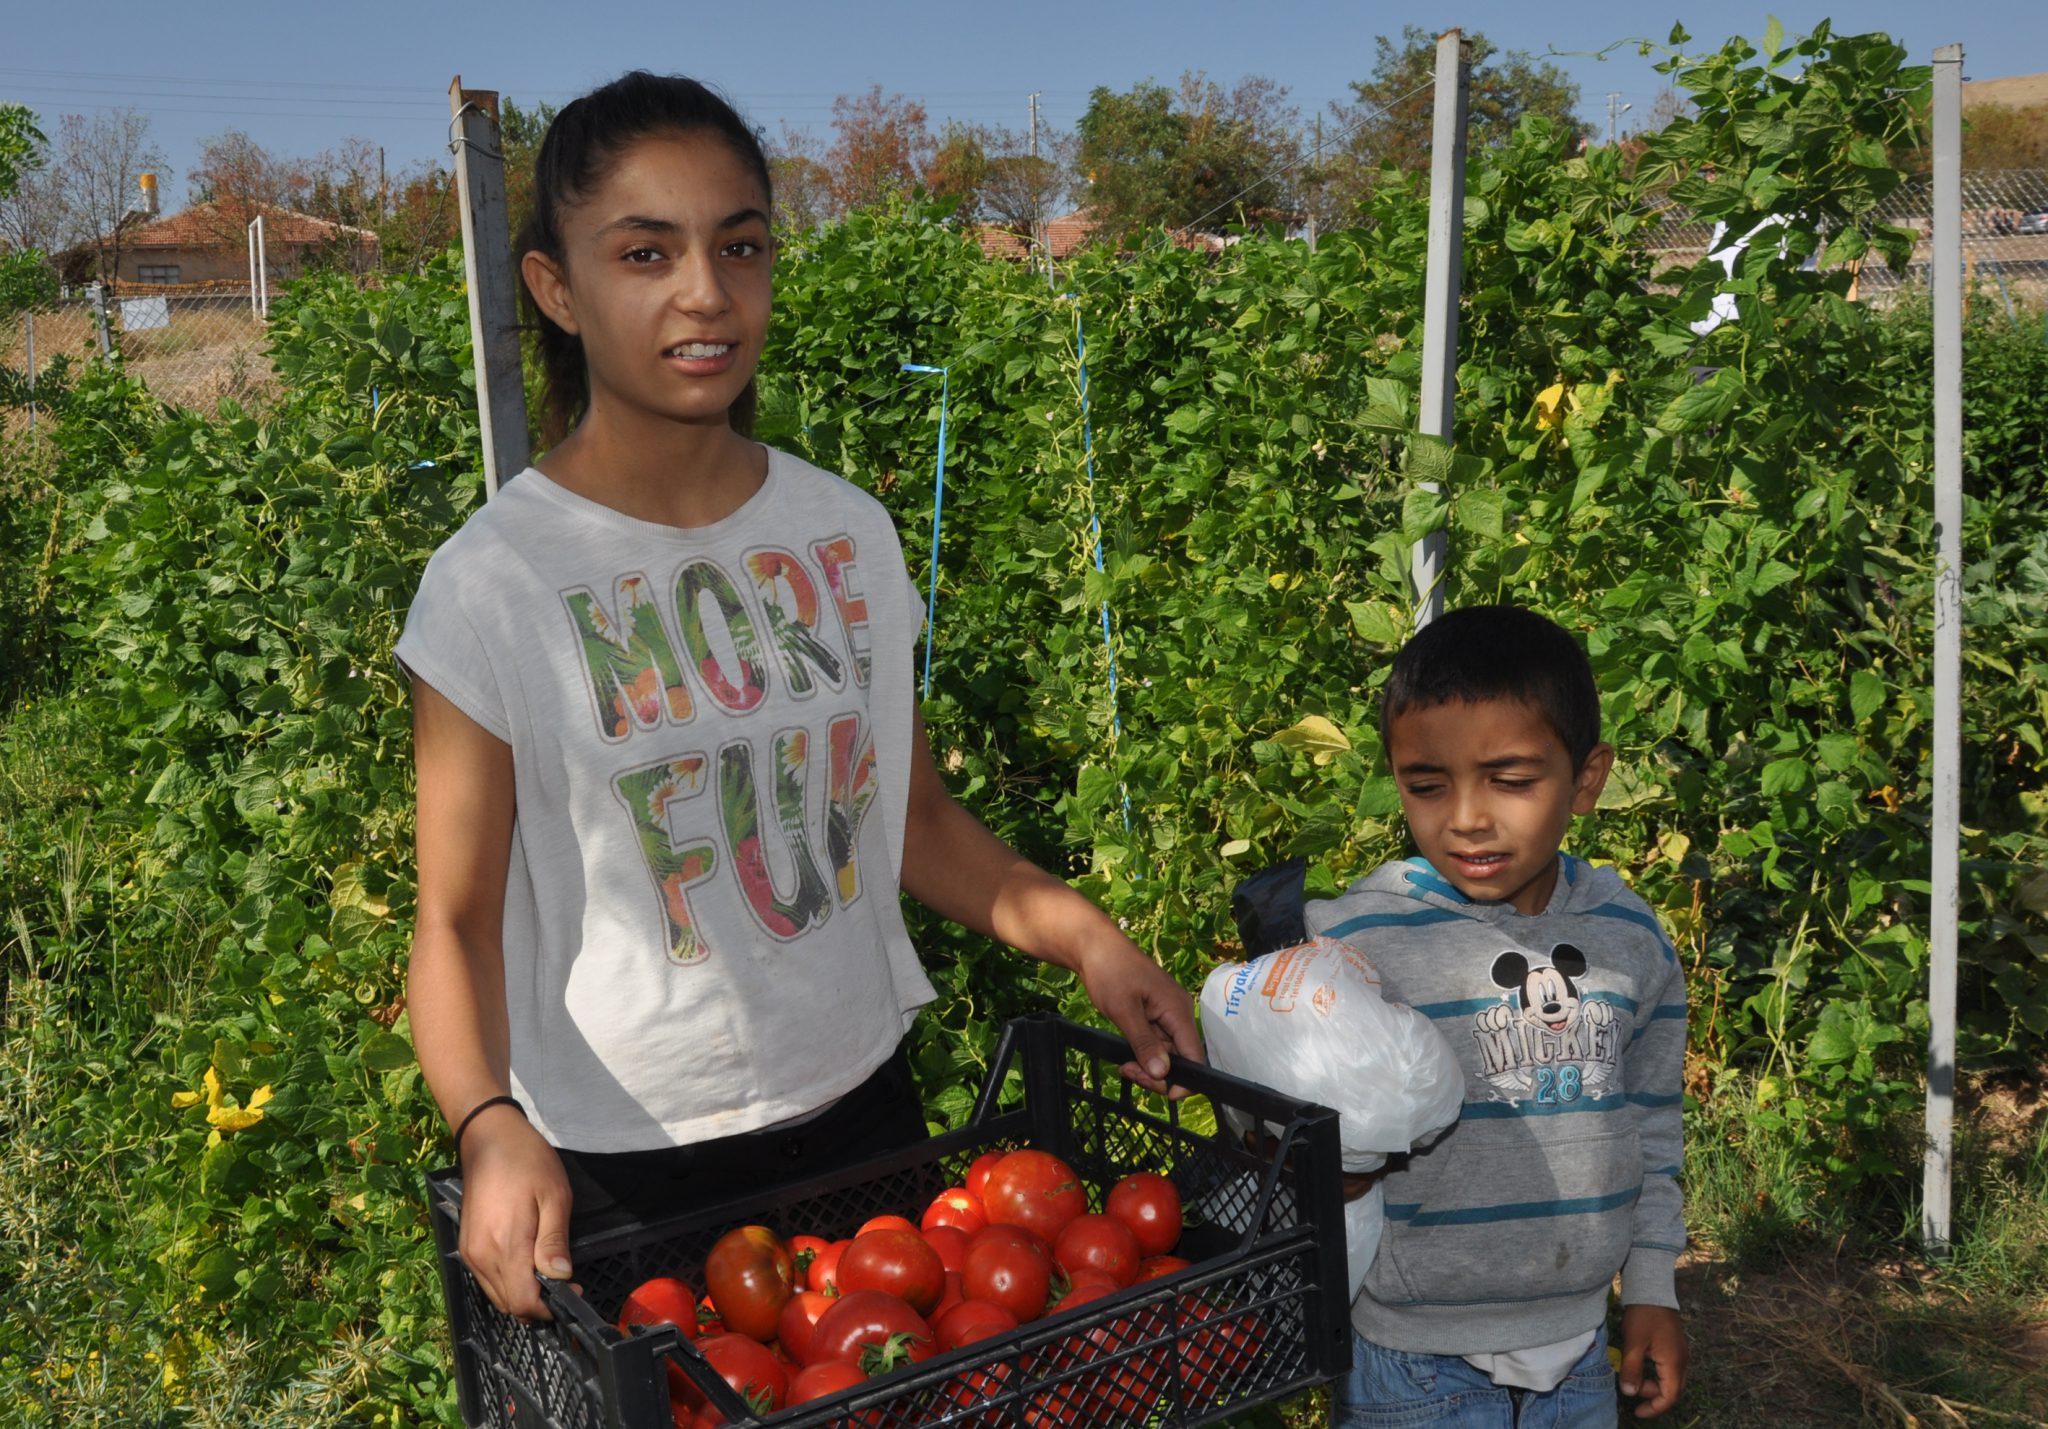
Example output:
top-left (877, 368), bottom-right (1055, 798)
top-left (426, 1015), bottom-right (1350, 1428)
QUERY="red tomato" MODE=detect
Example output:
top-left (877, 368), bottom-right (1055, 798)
top-left (672, 1332), bottom-right (788, 1419)
top-left (965, 1150), bottom-right (1005, 1200)
top-left (775, 1290), bottom-right (836, 1367)
top-left (1135, 1255), bottom-right (1192, 1283)
top-left (934, 1298), bottom-right (1021, 1351)
top-left (786, 1357), bottom-right (867, 1407)
top-left (807, 1240), bottom-right (850, 1296)
top-left (1024, 1296), bottom-right (1169, 1428)
top-left (788, 1234), bottom-right (832, 1284)
top-left (857, 1214), bottom-right (919, 1237)
top-left (839, 1228), bottom-right (946, 1316)
top-left (1106, 1173), bottom-right (1183, 1258)
top-left (618, 1276), bottom-right (699, 1340)
top-left (970, 1222), bottom-right (1051, 1263)
top-left (922, 1224), bottom-right (973, 1274)
top-left (982, 1150), bottom-right (1088, 1243)
top-left (1178, 1298), bottom-right (1266, 1405)
top-left (810, 1290), bottom-right (936, 1377)
top-left (962, 1225), bottom-right (1053, 1324)
top-left (921, 1186), bottom-right (989, 1236)
top-left (939, 1357), bottom-right (1015, 1428)
top-left (1054, 1214), bottom-right (1143, 1289)
top-left (931, 1270), bottom-right (965, 1324)
top-left (703, 1226), bottom-right (796, 1343)
top-left (1056, 1268), bottom-right (1119, 1303)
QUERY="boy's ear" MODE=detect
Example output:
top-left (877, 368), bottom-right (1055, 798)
top-left (1571, 742), bottom-right (1617, 815)
top-left (520, 249), bottom-right (580, 337)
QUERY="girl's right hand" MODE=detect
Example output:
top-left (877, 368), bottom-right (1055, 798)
top-left (457, 1106), bottom-right (577, 1323)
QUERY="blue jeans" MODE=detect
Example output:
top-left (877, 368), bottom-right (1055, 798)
top-left (1332, 1326), bottom-right (1617, 1427)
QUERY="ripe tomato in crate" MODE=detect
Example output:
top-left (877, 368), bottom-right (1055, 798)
top-left (424, 1015), bottom-right (1348, 1427)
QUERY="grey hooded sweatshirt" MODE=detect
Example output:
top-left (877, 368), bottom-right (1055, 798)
top-left (1303, 854), bottom-right (1686, 1355)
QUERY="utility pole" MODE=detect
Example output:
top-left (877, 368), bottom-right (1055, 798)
top-left (1606, 92), bottom-right (1632, 146)
top-left (1306, 113), bottom-right (1323, 252)
top-left (1028, 91), bottom-right (1041, 159)
top-left (378, 145), bottom-right (388, 220)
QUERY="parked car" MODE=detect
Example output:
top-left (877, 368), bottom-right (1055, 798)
top-left (2019, 209), bottom-right (2048, 235)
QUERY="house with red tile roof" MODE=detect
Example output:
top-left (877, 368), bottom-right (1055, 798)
top-left (973, 207), bottom-right (1237, 263)
top-left (59, 201), bottom-right (377, 286)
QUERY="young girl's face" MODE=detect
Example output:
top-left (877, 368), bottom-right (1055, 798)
top-left (532, 130), bottom-right (774, 431)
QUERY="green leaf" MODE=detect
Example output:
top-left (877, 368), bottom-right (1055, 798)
top-left (1761, 758), bottom-right (1811, 796)
top-left (1849, 671), bottom-right (1885, 723)
top-left (1457, 488), bottom-right (1505, 540)
top-left (1346, 601), bottom-right (1403, 645)
top-left (360, 1032), bottom-right (414, 1073)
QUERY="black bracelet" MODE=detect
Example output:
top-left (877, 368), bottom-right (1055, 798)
top-left (454, 1094), bottom-right (526, 1166)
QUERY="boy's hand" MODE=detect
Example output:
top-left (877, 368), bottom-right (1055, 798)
top-left (1073, 934), bottom-right (1204, 1097)
top-left (1619, 1304), bottom-right (1687, 1418)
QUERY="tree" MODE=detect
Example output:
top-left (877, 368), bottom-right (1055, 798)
top-left (1320, 27), bottom-right (1587, 219)
top-left (925, 121), bottom-right (991, 222)
top-left (304, 136), bottom-right (383, 230)
top-left (374, 161), bottom-right (457, 275)
top-left (976, 127), bottom-right (1073, 236)
top-left (54, 109), bottom-right (168, 283)
top-left (189, 129), bottom-right (307, 247)
top-left (826, 87), bottom-right (932, 212)
top-left (0, 104), bottom-right (44, 201)
top-left (1076, 73), bottom-right (1298, 239)
top-left (500, 95), bottom-right (558, 247)
top-left (767, 125), bottom-right (835, 233)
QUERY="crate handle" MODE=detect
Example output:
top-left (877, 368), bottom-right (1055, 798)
top-left (967, 1017), bottom-right (1028, 1126)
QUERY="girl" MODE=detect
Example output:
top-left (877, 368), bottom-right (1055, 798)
top-left (401, 71), bottom-right (1201, 1324)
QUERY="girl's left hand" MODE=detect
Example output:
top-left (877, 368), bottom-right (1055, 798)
top-left (1072, 934), bottom-right (1205, 1097)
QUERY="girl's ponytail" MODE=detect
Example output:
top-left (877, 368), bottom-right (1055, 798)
top-left (518, 73), bottom-right (772, 447)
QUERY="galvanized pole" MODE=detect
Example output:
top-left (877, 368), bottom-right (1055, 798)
top-left (22, 312), bottom-right (34, 435)
top-left (255, 214), bottom-right (268, 318)
top-left (1411, 28), bottom-right (1471, 628)
top-left (1923, 41), bottom-right (1964, 1255)
top-left (248, 217), bottom-right (260, 317)
top-left (449, 77), bottom-right (532, 498)
top-left (92, 282), bottom-right (111, 358)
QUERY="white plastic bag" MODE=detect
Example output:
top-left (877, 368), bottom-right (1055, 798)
top-left (1199, 936), bottom-right (1466, 1296)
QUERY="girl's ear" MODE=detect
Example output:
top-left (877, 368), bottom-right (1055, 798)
top-left (520, 249), bottom-right (580, 337)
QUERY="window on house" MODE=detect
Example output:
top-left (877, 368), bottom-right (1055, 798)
top-left (137, 263), bottom-right (181, 283)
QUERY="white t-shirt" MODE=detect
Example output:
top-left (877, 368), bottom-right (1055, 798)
top-left (395, 448), bottom-right (938, 1151)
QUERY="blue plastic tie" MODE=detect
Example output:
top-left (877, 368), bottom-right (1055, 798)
top-left (901, 363), bottom-right (950, 699)
top-left (1070, 305), bottom-right (1132, 832)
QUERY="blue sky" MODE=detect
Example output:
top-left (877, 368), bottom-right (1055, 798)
top-left (9, 1), bottom-right (2045, 205)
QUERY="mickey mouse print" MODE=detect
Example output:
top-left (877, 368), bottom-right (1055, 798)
top-left (1471, 943), bottom-right (1623, 1106)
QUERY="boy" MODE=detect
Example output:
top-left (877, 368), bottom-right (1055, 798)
top-left (1309, 605), bottom-right (1687, 1426)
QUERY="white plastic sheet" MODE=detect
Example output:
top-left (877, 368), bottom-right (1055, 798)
top-left (1200, 936), bottom-right (1466, 1296)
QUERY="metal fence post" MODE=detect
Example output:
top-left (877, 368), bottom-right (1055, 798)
top-left (449, 76), bottom-right (532, 499)
top-left (23, 311), bottom-right (35, 434)
top-left (92, 283), bottom-right (112, 359)
top-left (1411, 28), bottom-right (1471, 629)
top-left (1922, 40), bottom-right (1964, 1256)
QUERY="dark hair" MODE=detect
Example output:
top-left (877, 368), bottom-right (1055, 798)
top-left (517, 72), bottom-right (773, 447)
top-left (1379, 605), bottom-right (1602, 769)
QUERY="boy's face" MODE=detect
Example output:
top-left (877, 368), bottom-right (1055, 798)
top-left (1386, 698), bottom-right (1614, 915)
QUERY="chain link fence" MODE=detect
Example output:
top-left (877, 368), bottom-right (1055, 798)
top-left (1643, 167), bottom-right (2048, 314)
top-left (2, 281), bottom-right (281, 440)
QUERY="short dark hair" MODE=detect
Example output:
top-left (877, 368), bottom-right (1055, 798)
top-left (1380, 605), bottom-right (1602, 769)
top-left (518, 72), bottom-right (773, 446)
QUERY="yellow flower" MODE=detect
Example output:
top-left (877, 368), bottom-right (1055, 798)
top-left (207, 1083), bottom-right (272, 1133)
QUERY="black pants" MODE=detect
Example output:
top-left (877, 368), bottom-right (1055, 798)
top-left (556, 1043), bottom-right (928, 1232)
